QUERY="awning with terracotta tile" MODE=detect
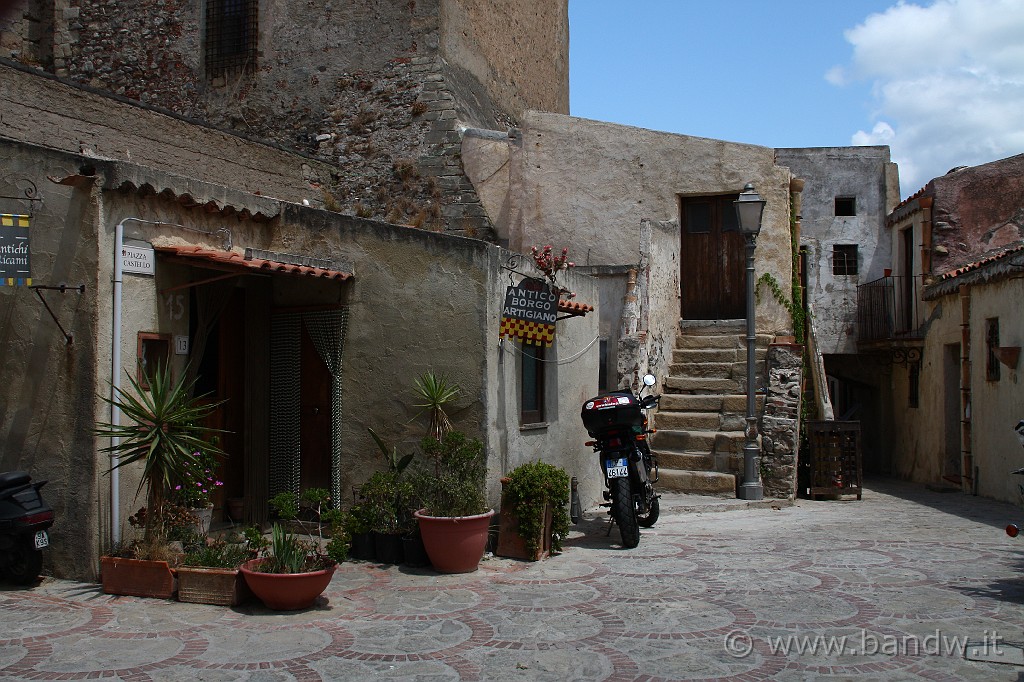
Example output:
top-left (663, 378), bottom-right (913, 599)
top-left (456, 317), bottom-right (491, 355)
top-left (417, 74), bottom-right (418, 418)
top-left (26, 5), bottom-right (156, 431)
top-left (154, 245), bottom-right (353, 281)
top-left (557, 298), bottom-right (594, 317)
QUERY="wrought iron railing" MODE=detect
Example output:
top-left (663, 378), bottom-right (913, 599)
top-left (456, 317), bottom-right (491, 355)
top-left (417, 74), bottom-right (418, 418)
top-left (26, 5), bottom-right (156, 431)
top-left (856, 275), bottom-right (924, 343)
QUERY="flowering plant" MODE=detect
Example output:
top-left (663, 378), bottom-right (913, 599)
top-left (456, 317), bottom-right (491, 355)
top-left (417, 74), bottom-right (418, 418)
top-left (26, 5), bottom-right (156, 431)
top-left (171, 450), bottom-right (223, 508)
top-left (530, 245), bottom-right (576, 299)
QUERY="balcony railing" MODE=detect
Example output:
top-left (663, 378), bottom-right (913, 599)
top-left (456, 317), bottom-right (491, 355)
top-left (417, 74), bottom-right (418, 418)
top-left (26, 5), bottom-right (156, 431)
top-left (856, 275), bottom-right (924, 343)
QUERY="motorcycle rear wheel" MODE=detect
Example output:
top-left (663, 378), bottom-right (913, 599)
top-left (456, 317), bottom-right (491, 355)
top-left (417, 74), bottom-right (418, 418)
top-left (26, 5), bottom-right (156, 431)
top-left (6, 543), bottom-right (42, 585)
top-left (637, 495), bottom-right (660, 528)
top-left (612, 477), bottom-right (640, 548)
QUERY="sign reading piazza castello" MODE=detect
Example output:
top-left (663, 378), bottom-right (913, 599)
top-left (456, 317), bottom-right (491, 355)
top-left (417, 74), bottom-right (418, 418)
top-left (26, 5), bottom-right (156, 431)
top-left (499, 277), bottom-right (557, 347)
top-left (121, 243), bottom-right (155, 276)
top-left (0, 214), bottom-right (31, 286)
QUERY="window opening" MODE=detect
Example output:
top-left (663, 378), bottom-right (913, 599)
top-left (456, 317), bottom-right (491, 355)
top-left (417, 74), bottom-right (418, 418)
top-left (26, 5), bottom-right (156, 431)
top-left (205, 0), bottom-right (258, 79)
top-left (908, 362), bottom-right (920, 408)
top-left (835, 197), bottom-right (856, 216)
top-left (521, 343), bottom-right (545, 424)
top-left (832, 244), bottom-right (859, 276)
top-left (986, 318), bottom-right (1000, 381)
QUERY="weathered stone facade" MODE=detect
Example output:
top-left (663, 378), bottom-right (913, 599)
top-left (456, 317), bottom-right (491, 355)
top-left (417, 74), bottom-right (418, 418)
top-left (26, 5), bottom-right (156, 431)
top-left (1, 0), bottom-right (569, 239)
top-left (760, 343), bottom-right (803, 500)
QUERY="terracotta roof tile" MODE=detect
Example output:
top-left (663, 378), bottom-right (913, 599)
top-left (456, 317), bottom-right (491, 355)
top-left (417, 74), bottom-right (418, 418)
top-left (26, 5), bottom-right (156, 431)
top-left (558, 298), bottom-right (594, 315)
top-left (154, 245), bottom-right (352, 281)
top-left (938, 242), bottom-right (1024, 281)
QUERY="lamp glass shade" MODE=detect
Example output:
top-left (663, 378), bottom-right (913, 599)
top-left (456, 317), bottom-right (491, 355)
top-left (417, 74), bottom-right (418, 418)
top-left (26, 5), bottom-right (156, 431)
top-left (734, 183), bottom-right (765, 237)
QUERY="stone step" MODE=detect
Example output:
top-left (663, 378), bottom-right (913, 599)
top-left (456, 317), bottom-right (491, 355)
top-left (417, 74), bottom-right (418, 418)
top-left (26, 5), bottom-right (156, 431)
top-left (655, 412), bottom-right (722, 431)
top-left (670, 361), bottom-right (737, 379)
top-left (653, 429), bottom-right (745, 454)
top-left (665, 377), bottom-right (744, 394)
top-left (673, 347), bottom-right (739, 363)
top-left (656, 469), bottom-right (736, 496)
top-left (658, 393), bottom-right (764, 413)
top-left (675, 333), bottom-right (744, 350)
top-left (656, 451), bottom-right (715, 471)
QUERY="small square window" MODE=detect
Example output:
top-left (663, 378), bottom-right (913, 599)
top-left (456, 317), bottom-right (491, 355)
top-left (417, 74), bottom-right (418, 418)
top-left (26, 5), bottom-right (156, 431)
top-left (832, 244), bottom-right (859, 276)
top-left (835, 197), bottom-right (856, 216)
top-left (137, 332), bottom-right (170, 390)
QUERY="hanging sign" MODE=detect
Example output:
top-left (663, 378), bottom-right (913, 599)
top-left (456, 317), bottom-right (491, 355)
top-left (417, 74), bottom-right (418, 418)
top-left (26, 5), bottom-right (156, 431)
top-left (0, 214), bottom-right (31, 286)
top-left (499, 277), bottom-right (557, 347)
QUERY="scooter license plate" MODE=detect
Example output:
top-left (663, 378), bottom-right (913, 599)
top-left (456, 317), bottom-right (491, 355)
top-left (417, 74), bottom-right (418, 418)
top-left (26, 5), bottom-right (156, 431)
top-left (605, 458), bottom-right (628, 478)
top-left (33, 530), bottom-right (49, 549)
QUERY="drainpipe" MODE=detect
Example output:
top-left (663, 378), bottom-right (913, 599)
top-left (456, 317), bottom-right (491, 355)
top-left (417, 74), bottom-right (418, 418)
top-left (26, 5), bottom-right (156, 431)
top-left (109, 217), bottom-right (230, 543)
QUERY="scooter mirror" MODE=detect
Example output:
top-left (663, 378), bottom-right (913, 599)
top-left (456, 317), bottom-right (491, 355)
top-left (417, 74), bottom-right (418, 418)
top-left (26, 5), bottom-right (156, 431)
top-left (642, 374), bottom-right (656, 387)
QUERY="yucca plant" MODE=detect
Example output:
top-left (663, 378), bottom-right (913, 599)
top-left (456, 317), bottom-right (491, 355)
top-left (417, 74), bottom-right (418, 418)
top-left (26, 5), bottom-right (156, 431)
top-left (95, 362), bottom-right (225, 547)
top-left (412, 371), bottom-right (460, 442)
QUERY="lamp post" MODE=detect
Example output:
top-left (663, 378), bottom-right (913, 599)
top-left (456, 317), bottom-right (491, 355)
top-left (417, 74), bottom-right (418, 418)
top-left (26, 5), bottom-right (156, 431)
top-left (735, 183), bottom-right (765, 501)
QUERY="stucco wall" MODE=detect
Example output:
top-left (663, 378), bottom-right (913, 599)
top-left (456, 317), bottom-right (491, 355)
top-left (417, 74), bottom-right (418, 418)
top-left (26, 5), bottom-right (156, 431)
top-left (0, 142), bottom-right (103, 580)
top-left (775, 147), bottom-right (899, 354)
top-left (486, 263), bottom-right (602, 510)
top-left (965, 278), bottom-right (1024, 503)
top-left (890, 275), bottom-right (1024, 503)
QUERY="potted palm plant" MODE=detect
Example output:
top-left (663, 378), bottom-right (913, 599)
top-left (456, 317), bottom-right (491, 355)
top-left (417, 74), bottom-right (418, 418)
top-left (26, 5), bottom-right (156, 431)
top-left (412, 431), bottom-right (493, 573)
top-left (94, 362), bottom-right (225, 598)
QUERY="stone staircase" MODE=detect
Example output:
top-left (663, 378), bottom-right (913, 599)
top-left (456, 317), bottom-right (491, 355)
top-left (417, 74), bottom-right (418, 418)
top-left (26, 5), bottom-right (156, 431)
top-left (652, 321), bottom-right (770, 496)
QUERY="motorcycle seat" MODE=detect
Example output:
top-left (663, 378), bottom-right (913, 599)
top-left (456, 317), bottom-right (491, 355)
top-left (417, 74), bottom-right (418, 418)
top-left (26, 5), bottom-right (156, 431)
top-left (0, 471), bottom-right (31, 490)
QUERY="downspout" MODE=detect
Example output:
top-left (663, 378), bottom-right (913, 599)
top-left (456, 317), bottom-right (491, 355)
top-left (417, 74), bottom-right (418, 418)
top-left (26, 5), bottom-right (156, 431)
top-left (110, 217), bottom-right (226, 543)
top-left (920, 197), bottom-right (934, 281)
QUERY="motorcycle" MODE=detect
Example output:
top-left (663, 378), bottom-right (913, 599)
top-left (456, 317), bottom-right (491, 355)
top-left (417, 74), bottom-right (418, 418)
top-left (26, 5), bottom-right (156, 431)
top-left (581, 373), bottom-right (660, 548)
top-left (0, 471), bottom-right (55, 584)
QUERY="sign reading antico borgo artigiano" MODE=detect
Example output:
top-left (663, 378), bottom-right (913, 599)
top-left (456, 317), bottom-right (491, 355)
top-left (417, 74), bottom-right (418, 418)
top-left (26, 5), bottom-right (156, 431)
top-left (499, 277), bottom-right (557, 347)
top-left (0, 214), bottom-right (31, 286)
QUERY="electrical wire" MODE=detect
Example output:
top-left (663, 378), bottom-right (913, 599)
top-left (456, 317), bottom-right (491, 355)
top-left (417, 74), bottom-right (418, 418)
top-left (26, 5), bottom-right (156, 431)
top-left (499, 335), bottom-right (600, 365)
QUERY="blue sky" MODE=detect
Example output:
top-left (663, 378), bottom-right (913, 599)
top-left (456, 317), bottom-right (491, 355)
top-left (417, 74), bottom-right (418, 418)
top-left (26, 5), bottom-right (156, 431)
top-left (568, 0), bottom-right (1024, 197)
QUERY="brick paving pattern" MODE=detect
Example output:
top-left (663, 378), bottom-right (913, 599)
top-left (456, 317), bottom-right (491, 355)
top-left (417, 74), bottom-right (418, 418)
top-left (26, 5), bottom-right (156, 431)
top-left (2, 478), bottom-right (1023, 680)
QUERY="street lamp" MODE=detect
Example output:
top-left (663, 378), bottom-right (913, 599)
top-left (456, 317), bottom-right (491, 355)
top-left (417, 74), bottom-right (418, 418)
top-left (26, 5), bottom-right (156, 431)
top-left (735, 183), bottom-right (765, 501)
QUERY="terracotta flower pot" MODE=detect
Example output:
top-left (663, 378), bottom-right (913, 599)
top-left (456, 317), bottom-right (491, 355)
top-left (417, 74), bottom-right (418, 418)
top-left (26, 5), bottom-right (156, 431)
top-left (239, 558), bottom-right (336, 611)
top-left (100, 556), bottom-right (176, 599)
top-left (414, 509), bottom-right (494, 574)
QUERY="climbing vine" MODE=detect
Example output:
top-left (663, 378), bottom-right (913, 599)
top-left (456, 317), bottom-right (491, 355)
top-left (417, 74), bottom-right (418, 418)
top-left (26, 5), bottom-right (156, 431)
top-left (754, 197), bottom-right (806, 343)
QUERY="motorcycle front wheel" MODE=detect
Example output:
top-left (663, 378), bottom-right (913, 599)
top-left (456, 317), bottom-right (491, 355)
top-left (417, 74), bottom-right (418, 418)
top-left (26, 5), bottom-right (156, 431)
top-left (637, 495), bottom-right (659, 528)
top-left (6, 541), bottom-right (43, 585)
top-left (612, 477), bottom-right (640, 548)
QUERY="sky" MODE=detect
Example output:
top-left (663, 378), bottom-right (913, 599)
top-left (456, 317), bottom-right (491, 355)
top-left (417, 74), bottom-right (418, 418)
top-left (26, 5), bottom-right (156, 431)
top-left (568, 0), bottom-right (1024, 198)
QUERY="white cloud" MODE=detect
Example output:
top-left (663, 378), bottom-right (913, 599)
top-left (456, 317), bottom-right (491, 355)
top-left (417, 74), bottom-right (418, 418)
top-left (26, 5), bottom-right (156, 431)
top-left (838, 0), bottom-right (1024, 195)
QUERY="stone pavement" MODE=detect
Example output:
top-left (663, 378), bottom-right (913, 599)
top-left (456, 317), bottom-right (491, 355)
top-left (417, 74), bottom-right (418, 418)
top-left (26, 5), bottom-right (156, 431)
top-left (3, 478), bottom-right (1024, 681)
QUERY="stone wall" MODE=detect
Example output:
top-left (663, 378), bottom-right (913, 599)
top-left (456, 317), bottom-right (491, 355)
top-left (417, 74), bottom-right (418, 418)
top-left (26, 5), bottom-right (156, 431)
top-left (1, 0), bottom-right (569, 239)
top-left (760, 343), bottom-right (803, 500)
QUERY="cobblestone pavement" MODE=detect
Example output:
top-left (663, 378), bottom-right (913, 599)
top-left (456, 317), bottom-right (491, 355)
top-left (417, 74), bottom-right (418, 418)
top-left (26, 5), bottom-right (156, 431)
top-left (3, 478), bottom-right (1024, 681)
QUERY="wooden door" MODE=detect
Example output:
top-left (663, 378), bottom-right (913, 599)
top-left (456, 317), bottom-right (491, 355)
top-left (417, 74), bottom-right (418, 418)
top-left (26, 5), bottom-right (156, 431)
top-left (215, 288), bottom-right (246, 518)
top-left (680, 194), bottom-right (745, 320)
top-left (299, 324), bottom-right (332, 492)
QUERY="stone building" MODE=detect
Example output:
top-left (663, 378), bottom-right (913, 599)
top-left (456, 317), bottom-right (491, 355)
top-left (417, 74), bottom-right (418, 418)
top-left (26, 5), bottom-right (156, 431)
top-left (775, 146), bottom-right (902, 473)
top-left (1, 0), bottom-right (569, 237)
top-left (867, 154), bottom-right (1024, 502)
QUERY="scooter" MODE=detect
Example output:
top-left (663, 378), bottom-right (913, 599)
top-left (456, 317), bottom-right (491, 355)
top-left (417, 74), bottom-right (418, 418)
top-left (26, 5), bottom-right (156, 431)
top-left (0, 471), bottom-right (55, 584)
top-left (1004, 420), bottom-right (1024, 539)
top-left (581, 373), bottom-right (660, 549)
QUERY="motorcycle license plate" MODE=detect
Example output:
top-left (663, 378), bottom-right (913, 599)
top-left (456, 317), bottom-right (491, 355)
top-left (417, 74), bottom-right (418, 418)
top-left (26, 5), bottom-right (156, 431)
top-left (605, 458), bottom-right (628, 478)
top-left (33, 530), bottom-right (49, 550)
